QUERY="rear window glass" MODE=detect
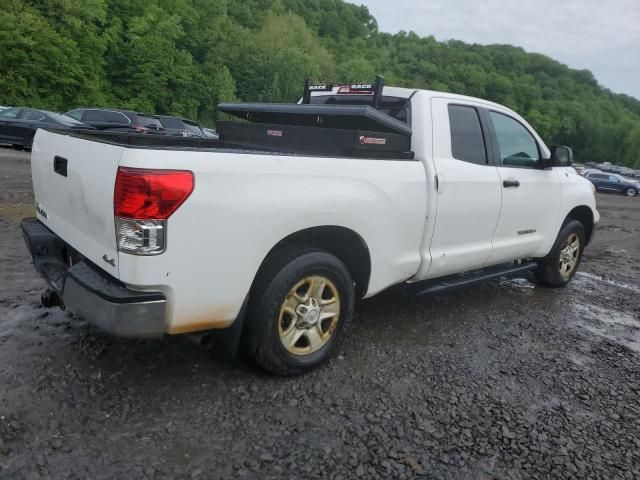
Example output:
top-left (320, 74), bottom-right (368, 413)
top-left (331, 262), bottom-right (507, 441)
top-left (20, 110), bottom-right (46, 121)
top-left (448, 105), bottom-right (487, 165)
top-left (84, 110), bottom-right (130, 123)
top-left (138, 115), bottom-right (163, 129)
top-left (46, 112), bottom-right (84, 125)
top-left (310, 95), bottom-right (411, 124)
top-left (0, 107), bottom-right (21, 119)
top-left (159, 116), bottom-right (184, 129)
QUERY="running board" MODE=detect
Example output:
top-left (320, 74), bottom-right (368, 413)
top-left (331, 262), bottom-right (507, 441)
top-left (415, 262), bottom-right (537, 296)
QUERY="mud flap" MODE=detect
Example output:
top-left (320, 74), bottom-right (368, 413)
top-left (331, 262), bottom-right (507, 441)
top-left (210, 295), bottom-right (249, 361)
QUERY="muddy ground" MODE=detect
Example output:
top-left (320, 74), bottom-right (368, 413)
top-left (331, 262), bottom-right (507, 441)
top-left (0, 147), bottom-right (639, 479)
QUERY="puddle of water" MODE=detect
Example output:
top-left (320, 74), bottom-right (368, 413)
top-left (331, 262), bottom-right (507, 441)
top-left (575, 271), bottom-right (640, 294)
top-left (499, 277), bottom-right (536, 290)
top-left (571, 301), bottom-right (640, 352)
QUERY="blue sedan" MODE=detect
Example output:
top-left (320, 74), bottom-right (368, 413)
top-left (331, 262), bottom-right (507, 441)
top-left (585, 172), bottom-right (640, 197)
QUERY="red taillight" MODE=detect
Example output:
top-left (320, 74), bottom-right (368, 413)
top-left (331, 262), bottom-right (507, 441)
top-left (114, 167), bottom-right (194, 220)
top-left (133, 126), bottom-right (148, 133)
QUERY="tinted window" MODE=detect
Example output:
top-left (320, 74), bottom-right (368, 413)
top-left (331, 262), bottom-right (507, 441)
top-left (0, 108), bottom-right (21, 119)
top-left (609, 175), bottom-right (621, 182)
top-left (84, 110), bottom-right (130, 123)
top-left (159, 116), bottom-right (184, 129)
top-left (20, 110), bottom-right (46, 121)
top-left (448, 105), bottom-right (487, 165)
top-left (65, 110), bottom-right (84, 121)
top-left (137, 115), bottom-right (163, 129)
top-left (591, 174), bottom-right (608, 180)
top-left (490, 112), bottom-right (539, 168)
top-left (46, 112), bottom-right (84, 125)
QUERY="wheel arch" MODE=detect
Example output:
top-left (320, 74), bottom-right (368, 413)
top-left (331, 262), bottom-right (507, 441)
top-left (254, 226), bottom-right (372, 299)
top-left (565, 205), bottom-right (595, 244)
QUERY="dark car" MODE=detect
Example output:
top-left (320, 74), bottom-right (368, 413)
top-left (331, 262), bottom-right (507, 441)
top-left (0, 107), bottom-right (93, 149)
top-left (65, 108), bottom-right (166, 134)
top-left (585, 172), bottom-right (640, 197)
top-left (157, 115), bottom-right (206, 137)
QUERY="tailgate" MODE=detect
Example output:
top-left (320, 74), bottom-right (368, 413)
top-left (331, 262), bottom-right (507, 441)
top-left (31, 130), bottom-right (124, 277)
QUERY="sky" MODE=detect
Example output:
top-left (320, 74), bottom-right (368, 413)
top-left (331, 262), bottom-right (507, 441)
top-left (357, 0), bottom-right (640, 99)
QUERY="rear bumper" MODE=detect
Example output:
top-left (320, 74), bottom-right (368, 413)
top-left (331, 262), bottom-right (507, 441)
top-left (21, 218), bottom-right (167, 338)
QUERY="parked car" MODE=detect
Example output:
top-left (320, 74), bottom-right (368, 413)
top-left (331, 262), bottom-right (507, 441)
top-left (64, 108), bottom-right (166, 134)
top-left (157, 115), bottom-right (206, 137)
top-left (585, 172), bottom-right (640, 197)
top-left (0, 106), bottom-right (9, 112)
top-left (23, 79), bottom-right (598, 375)
top-left (0, 107), bottom-right (93, 149)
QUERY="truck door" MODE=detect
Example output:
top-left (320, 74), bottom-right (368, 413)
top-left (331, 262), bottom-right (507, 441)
top-left (424, 98), bottom-right (502, 279)
top-left (484, 110), bottom-right (561, 264)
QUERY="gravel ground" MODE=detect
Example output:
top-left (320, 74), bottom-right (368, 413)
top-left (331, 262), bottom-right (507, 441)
top-left (1, 147), bottom-right (639, 479)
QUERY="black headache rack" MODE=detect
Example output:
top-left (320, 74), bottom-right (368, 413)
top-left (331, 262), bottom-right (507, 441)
top-left (217, 75), bottom-right (414, 159)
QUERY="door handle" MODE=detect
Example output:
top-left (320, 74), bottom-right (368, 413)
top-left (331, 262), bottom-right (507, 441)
top-left (503, 178), bottom-right (520, 188)
top-left (53, 156), bottom-right (68, 177)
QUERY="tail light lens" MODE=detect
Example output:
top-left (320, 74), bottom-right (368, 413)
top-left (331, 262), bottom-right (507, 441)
top-left (114, 167), bottom-right (194, 255)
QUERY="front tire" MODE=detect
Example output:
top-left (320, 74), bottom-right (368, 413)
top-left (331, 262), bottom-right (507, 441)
top-left (246, 246), bottom-right (354, 376)
top-left (625, 188), bottom-right (637, 197)
top-left (534, 219), bottom-right (585, 287)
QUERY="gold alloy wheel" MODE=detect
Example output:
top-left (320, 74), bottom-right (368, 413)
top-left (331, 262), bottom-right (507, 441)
top-left (558, 233), bottom-right (580, 279)
top-left (278, 275), bottom-right (341, 356)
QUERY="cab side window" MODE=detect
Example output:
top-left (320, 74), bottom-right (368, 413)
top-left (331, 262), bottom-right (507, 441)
top-left (448, 105), bottom-right (487, 165)
top-left (490, 111), bottom-right (540, 168)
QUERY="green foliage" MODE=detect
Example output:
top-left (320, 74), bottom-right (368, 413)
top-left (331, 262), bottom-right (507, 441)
top-left (0, 0), bottom-right (638, 167)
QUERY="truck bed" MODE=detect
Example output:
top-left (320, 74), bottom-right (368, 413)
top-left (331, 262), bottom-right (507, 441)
top-left (45, 128), bottom-right (414, 160)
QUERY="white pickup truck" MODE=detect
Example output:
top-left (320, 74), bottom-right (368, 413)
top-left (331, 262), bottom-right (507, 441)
top-left (22, 79), bottom-right (598, 375)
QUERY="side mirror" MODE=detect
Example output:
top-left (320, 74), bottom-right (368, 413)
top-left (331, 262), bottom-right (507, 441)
top-left (549, 145), bottom-right (573, 167)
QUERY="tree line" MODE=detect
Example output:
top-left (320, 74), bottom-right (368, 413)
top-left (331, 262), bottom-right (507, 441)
top-left (1, 0), bottom-right (639, 167)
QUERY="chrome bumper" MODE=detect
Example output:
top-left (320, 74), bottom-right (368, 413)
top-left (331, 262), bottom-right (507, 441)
top-left (21, 218), bottom-right (167, 338)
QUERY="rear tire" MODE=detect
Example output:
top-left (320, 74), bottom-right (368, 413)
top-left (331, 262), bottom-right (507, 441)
top-left (533, 219), bottom-right (585, 287)
top-left (246, 246), bottom-right (354, 376)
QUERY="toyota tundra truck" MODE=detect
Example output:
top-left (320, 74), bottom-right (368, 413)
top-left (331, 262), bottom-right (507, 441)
top-left (21, 77), bottom-right (598, 375)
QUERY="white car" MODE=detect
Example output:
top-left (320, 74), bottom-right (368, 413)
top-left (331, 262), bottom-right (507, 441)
top-left (22, 79), bottom-right (598, 374)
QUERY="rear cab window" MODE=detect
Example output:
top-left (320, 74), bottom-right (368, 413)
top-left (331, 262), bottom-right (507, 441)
top-left (448, 105), bottom-right (487, 165)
